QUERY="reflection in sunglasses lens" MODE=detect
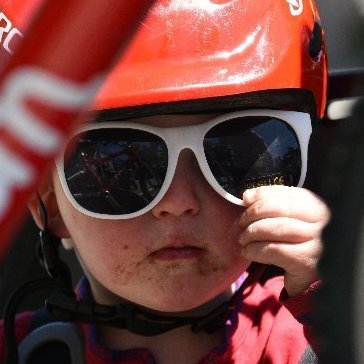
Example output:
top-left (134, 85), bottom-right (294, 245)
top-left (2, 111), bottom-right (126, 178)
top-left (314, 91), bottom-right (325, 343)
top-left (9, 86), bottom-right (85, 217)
top-left (64, 129), bottom-right (168, 215)
top-left (204, 117), bottom-right (301, 198)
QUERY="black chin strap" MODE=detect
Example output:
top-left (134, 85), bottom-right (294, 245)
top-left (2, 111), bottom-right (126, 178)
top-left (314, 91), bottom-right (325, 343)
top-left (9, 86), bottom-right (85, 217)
top-left (45, 288), bottom-right (237, 336)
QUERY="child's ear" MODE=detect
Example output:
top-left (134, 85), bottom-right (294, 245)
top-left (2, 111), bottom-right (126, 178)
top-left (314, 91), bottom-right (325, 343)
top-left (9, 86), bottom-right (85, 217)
top-left (27, 180), bottom-right (70, 239)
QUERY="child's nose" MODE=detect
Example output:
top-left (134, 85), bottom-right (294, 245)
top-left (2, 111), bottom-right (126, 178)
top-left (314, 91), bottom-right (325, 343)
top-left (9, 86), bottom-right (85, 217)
top-left (151, 149), bottom-right (201, 218)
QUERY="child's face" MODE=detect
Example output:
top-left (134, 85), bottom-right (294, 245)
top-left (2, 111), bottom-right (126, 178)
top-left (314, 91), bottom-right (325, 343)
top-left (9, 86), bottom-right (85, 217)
top-left (52, 114), bottom-right (250, 312)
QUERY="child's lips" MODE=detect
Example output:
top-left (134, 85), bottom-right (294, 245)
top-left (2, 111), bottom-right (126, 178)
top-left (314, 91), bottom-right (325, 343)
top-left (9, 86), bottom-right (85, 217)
top-left (149, 231), bottom-right (206, 261)
top-left (150, 244), bottom-right (205, 261)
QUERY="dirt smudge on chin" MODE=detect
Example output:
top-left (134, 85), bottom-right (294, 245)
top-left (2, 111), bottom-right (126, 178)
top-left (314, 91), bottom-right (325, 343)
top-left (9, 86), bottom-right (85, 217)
top-left (112, 253), bottom-right (230, 291)
top-left (195, 259), bottom-right (229, 279)
top-left (113, 261), bottom-right (143, 285)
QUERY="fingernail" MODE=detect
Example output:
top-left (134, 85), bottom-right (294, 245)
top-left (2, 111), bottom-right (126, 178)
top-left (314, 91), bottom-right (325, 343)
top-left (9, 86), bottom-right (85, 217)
top-left (243, 188), bottom-right (255, 202)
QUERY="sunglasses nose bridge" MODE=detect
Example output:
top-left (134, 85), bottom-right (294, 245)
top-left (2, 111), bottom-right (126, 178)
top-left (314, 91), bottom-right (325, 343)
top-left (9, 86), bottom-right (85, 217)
top-left (166, 125), bottom-right (202, 160)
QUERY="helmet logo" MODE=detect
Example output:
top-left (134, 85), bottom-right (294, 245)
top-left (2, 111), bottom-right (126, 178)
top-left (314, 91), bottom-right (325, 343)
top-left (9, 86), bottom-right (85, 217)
top-left (286, 0), bottom-right (304, 16)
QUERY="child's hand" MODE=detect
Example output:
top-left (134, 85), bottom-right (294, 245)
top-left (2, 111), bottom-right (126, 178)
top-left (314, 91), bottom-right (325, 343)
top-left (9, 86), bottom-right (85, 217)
top-left (239, 185), bottom-right (330, 297)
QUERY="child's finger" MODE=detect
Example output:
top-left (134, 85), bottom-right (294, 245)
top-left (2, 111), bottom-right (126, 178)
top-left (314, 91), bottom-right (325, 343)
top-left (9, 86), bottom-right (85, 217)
top-left (240, 239), bottom-right (321, 277)
top-left (243, 185), bottom-right (327, 208)
top-left (240, 239), bottom-right (322, 296)
top-left (240, 195), bottom-right (330, 228)
top-left (239, 217), bottom-right (322, 246)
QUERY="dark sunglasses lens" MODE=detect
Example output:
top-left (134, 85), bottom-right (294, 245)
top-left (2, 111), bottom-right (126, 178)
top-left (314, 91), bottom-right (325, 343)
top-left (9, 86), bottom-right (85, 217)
top-left (63, 128), bottom-right (168, 215)
top-left (204, 116), bottom-right (301, 199)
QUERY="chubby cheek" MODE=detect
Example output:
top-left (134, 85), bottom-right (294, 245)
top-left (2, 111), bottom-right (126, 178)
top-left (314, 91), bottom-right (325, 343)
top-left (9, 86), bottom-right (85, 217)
top-left (53, 191), bottom-right (146, 285)
top-left (62, 212), bottom-right (147, 285)
top-left (206, 210), bottom-right (249, 279)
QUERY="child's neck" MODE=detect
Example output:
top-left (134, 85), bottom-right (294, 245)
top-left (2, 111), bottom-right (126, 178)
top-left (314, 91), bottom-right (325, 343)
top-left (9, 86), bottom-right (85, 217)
top-left (97, 290), bottom-right (234, 364)
top-left (100, 323), bottom-right (222, 364)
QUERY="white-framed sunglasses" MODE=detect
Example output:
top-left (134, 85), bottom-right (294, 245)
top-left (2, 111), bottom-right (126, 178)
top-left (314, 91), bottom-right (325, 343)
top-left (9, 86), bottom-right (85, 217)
top-left (56, 109), bottom-right (312, 219)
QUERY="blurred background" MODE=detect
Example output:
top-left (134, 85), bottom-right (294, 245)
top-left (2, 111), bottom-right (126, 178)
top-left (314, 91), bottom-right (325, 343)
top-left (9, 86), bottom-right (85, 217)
top-left (317, 0), bottom-right (364, 71)
top-left (0, 2), bottom-right (363, 361)
top-left (313, 1), bottom-right (364, 363)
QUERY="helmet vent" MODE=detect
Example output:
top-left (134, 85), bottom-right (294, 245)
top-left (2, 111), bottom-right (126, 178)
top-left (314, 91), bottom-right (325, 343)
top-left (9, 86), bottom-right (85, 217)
top-left (309, 21), bottom-right (324, 61)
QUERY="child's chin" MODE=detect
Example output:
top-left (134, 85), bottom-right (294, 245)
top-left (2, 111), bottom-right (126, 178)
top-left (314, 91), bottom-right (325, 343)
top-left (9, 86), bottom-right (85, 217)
top-left (142, 291), bottom-right (220, 314)
top-left (147, 301), bottom-right (207, 314)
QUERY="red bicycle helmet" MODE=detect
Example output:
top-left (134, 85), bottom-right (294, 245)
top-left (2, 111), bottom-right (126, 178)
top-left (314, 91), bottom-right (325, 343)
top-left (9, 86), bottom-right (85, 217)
top-left (93, 0), bottom-right (327, 120)
top-left (0, 0), bottom-right (327, 120)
